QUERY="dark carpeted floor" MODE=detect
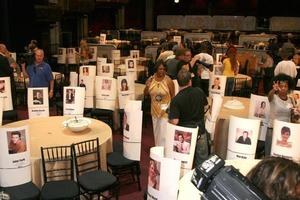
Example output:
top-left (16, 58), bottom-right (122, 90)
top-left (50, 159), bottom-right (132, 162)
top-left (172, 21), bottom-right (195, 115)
top-left (8, 105), bottom-right (154, 200)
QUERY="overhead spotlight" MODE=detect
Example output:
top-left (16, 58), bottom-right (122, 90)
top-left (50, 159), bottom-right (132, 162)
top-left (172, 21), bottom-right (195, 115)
top-left (174, 0), bottom-right (179, 3)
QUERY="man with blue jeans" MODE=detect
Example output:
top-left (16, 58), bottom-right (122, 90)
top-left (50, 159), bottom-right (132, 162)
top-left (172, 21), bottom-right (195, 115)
top-left (22, 49), bottom-right (54, 98)
top-left (168, 69), bottom-right (209, 167)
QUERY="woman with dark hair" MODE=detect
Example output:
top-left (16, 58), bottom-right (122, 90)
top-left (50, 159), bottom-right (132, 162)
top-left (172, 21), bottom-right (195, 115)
top-left (120, 78), bottom-right (129, 91)
top-left (247, 157), bottom-right (300, 200)
top-left (144, 60), bottom-right (175, 146)
top-left (222, 45), bottom-right (239, 96)
top-left (265, 73), bottom-right (295, 155)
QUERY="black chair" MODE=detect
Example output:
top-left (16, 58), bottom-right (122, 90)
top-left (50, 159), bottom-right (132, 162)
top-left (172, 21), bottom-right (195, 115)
top-left (40, 145), bottom-right (80, 200)
top-left (2, 181), bottom-right (40, 200)
top-left (91, 109), bottom-right (114, 129)
top-left (107, 141), bottom-right (141, 191)
top-left (72, 138), bottom-right (119, 200)
top-left (2, 110), bottom-right (18, 125)
top-left (232, 77), bottom-right (251, 97)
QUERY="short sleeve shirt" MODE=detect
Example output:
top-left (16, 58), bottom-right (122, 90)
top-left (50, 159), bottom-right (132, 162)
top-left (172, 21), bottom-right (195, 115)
top-left (27, 62), bottom-right (53, 87)
top-left (169, 86), bottom-right (208, 132)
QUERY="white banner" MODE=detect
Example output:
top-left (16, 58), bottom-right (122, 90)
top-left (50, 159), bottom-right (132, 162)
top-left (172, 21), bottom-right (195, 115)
top-left (95, 76), bottom-right (117, 110)
top-left (0, 77), bottom-right (13, 111)
top-left (123, 101), bottom-right (143, 161)
top-left (130, 50), bottom-right (140, 59)
top-left (89, 46), bottom-right (98, 62)
top-left (227, 116), bottom-right (260, 160)
top-left (96, 57), bottom-right (107, 75)
top-left (0, 98), bottom-right (3, 126)
top-left (78, 76), bottom-right (95, 108)
top-left (147, 146), bottom-right (181, 200)
top-left (27, 87), bottom-right (49, 118)
top-left (271, 120), bottom-right (300, 162)
top-left (165, 123), bottom-right (198, 173)
top-left (69, 72), bottom-right (78, 87)
top-left (57, 47), bottom-right (67, 64)
top-left (79, 65), bottom-right (96, 77)
top-left (117, 76), bottom-right (135, 109)
top-left (99, 63), bottom-right (114, 78)
top-left (0, 126), bottom-right (31, 187)
top-left (209, 75), bottom-right (227, 97)
top-left (63, 87), bottom-right (85, 117)
top-left (125, 58), bottom-right (137, 72)
top-left (67, 48), bottom-right (76, 64)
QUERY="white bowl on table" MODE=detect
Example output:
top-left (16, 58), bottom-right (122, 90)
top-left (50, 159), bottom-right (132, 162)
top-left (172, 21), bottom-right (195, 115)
top-left (63, 117), bottom-right (92, 132)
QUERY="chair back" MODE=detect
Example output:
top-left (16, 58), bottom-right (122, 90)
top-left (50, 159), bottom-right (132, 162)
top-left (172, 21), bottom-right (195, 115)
top-left (40, 145), bottom-right (74, 183)
top-left (72, 138), bottom-right (100, 177)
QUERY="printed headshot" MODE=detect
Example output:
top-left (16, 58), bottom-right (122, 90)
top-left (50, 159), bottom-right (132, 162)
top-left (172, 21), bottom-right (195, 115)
top-left (0, 80), bottom-right (5, 93)
top-left (83, 67), bottom-right (89, 76)
top-left (79, 79), bottom-right (86, 89)
top-left (235, 128), bottom-right (252, 145)
top-left (148, 159), bottom-right (160, 190)
top-left (128, 60), bottom-right (134, 69)
top-left (65, 89), bottom-right (75, 104)
top-left (32, 89), bottom-right (44, 105)
top-left (102, 65), bottom-right (110, 73)
top-left (7, 130), bottom-right (27, 154)
top-left (276, 126), bottom-right (292, 148)
top-left (120, 78), bottom-right (129, 91)
top-left (211, 77), bottom-right (221, 90)
top-left (68, 48), bottom-right (73, 54)
top-left (254, 101), bottom-right (266, 118)
top-left (123, 112), bottom-right (129, 131)
top-left (102, 79), bottom-right (112, 90)
top-left (173, 130), bottom-right (192, 154)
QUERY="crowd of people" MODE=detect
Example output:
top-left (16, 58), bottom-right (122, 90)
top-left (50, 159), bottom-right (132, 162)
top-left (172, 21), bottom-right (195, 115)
top-left (1, 34), bottom-right (300, 199)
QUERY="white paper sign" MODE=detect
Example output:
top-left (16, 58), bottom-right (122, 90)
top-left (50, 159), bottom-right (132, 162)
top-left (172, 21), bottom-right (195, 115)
top-left (0, 98), bottom-right (3, 126)
top-left (227, 116), bottom-right (260, 160)
top-left (99, 63), bottom-right (114, 78)
top-left (125, 58), bottom-right (137, 72)
top-left (213, 63), bottom-right (223, 75)
top-left (117, 76), bottom-right (135, 109)
top-left (165, 123), bottom-right (198, 172)
top-left (100, 33), bottom-right (106, 44)
top-left (173, 36), bottom-right (181, 45)
top-left (111, 50), bottom-right (120, 61)
top-left (130, 50), bottom-right (140, 59)
top-left (69, 72), bottom-right (78, 86)
top-left (0, 77), bottom-right (13, 111)
top-left (67, 48), bottom-right (76, 64)
top-left (0, 126), bottom-right (31, 187)
top-left (89, 46), bottom-right (97, 62)
top-left (271, 120), bottom-right (300, 162)
top-left (78, 76), bottom-right (95, 108)
top-left (57, 47), bottom-right (67, 64)
top-left (95, 76), bottom-right (117, 110)
top-left (209, 75), bottom-right (227, 97)
top-left (147, 146), bottom-right (181, 200)
top-left (27, 87), bottom-right (49, 118)
top-left (96, 57), bottom-right (107, 75)
top-left (79, 65), bottom-right (96, 77)
top-left (292, 90), bottom-right (300, 106)
top-left (205, 94), bottom-right (223, 139)
top-left (249, 94), bottom-right (270, 141)
top-left (215, 53), bottom-right (223, 64)
top-left (123, 101), bottom-right (143, 161)
top-left (63, 87), bottom-right (85, 117)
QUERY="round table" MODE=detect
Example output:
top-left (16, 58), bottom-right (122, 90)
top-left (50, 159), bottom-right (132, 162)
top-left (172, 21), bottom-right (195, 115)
top-left (3, 116), bottom-right (112, 187)
top-left (213, 96), bottom-right (250, 159)
top-left (178, 159), bottom-right (260, 200)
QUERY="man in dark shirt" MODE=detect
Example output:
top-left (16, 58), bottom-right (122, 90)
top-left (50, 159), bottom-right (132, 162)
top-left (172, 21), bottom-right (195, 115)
top-left (169, 69), bottom-right (209, 167)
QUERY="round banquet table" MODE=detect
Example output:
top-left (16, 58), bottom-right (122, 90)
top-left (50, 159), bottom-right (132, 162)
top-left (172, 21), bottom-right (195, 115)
top-left (3, 116), bottom-right (112, 187)
top-left (213, 96), bottom-right (250, 159)
top-left (178, 159), bottom-right (261, 200)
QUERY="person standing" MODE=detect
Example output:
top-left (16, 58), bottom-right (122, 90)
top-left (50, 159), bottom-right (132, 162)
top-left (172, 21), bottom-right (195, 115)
top-left (169, 69), bottom-right (209, 167)
top-left (22, 49), bottom-right (54, 98)
top-left (144, 60), bottom-right (175, 146)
